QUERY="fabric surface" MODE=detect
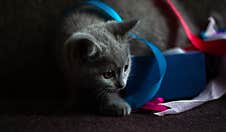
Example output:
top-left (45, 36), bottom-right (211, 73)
top-left (0, 96), bottom-right (225, 132)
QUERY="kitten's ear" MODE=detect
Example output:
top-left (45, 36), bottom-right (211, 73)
top-left (64, 32), bottom-right (100, 62)
top-left (106, 19), bottom-right (139, 36)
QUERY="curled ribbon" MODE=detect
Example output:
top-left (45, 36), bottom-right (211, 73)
top-left (166, 0), bottom-right (226, 56)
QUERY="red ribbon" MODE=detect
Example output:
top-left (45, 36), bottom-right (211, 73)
top-left (166, 0), bottom-right (226, 56)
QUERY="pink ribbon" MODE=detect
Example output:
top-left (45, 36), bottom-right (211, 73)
top-left (133, 98), bottom-right (168, 112)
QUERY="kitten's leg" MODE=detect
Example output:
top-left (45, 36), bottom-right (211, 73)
top-left (99, 93), bottom-right (131, 116)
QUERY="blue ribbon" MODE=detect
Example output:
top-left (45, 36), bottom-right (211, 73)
top-left (84, 0), bottom-right (167, 109)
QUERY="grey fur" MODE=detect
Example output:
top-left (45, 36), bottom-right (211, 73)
top-left (56, 7), bottom-right (138, 116)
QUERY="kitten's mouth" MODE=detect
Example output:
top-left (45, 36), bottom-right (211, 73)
top-left (105, 87), bottom-right (124, 92)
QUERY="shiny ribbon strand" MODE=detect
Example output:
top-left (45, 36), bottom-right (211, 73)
top-left (166, 0), bottom-right (226, 56)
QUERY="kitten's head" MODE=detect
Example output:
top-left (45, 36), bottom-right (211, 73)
top-left (64, 20), bottom-right (138, 94)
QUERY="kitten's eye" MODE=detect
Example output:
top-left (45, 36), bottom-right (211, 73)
top-left (103, 71), bottom-right (114, 79)
top-left (124, 65), bottom-right (129, 72)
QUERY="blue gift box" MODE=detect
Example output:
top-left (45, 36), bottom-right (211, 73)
top-left (125, 51), bottom-right (206, 101)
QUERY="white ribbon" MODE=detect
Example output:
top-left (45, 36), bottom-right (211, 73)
top-left (155, 57), bottom-right (226, 116)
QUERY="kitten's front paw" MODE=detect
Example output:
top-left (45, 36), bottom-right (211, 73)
top-left (99, 97), bottom-right (131, 116)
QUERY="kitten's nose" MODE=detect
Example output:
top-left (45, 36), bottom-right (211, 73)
top-left (115, 82), bottom-right (126, 89)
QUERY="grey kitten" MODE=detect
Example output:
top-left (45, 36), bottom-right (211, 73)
top-left (55, 0), bottom-right (226, 116)
top-left (56, 6), bottom-right (138, 116)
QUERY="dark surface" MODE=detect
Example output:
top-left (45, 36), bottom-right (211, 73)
top-left (0, 96), bottom-right (226, 132)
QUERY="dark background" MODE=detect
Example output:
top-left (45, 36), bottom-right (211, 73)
top-left (0, 0), bottom-right (225, 131)
top-left (0, 0), bottom-right (77, 104)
